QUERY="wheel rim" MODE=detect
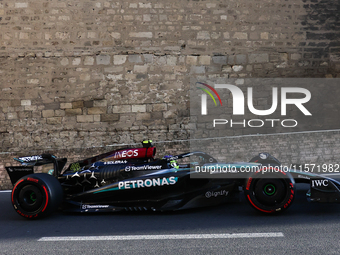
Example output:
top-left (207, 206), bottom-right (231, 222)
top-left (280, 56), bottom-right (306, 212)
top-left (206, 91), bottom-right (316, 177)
top-left (264, 184), bottom-right (276, 196)
top-left (253, 178), bottom-right (286, 206)
top-left (18, 185), bottom-right (44, 213)
top-left (24, 191), bottom-right (37, 204)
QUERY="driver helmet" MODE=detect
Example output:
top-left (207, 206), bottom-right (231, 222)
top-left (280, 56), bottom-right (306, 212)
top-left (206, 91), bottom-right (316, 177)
top-left (162, 155), bottom-right (179, 170)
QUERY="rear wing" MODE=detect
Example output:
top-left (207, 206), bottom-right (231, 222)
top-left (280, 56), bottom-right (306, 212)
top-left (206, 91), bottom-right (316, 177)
top-left (14, 154), bottom-right (57, 166)
top-left (6, 154), bottom-right (67, 185)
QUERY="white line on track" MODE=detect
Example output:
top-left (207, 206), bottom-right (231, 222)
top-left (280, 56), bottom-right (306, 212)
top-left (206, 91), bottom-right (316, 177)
top-left (0, 190), bottom-right (11, 193)
top-left (38, 232), bottom-right (284, 241)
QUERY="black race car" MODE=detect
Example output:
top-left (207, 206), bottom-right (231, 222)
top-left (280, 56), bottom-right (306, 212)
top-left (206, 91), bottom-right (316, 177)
top-left (5, 140), bottom-right (340, 219)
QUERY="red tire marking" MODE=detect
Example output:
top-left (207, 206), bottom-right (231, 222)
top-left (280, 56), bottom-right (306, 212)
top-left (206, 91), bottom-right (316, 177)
top-left (246, 178), bottom-right (252, 191)
top-left (41, 185), bottom-right (49, 212)
top-left (246, 195), bottom-right (274, 213)
top-left (11, 179), bottom-right (24, 204)
top-left (27, 177), bottom-right (39, 183)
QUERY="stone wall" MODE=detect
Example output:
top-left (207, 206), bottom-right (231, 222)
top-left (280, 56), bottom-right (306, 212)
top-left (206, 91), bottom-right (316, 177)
top-left (1, 0), bottom-right (340, 189)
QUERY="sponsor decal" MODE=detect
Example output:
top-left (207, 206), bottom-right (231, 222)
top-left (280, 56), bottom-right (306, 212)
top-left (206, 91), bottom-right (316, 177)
top-left (111, 149), bottom-right (138, 159)
top-left (104, 160), bottom-right (128, 165)
top-left (259, 153), bottom-right (268, 160)
top-left (125, 165), bottom-right (162, 172)
top-left (18, 155), bottom-right (43, 162)
top-left (71, 172), bottom-right (80, 178)
top-left (70, 163), bottom-right (81, 172)
top-left (205, 190), bottom-right (229, 198)
top-left (94, 181), bottom-right (100, 188)
top-left (81, 173), bottom-right (91, 184)
top-left (311, 179), bottom-right (329, 187)
top-left (7, 167), bottom-right (32, 172)
top-left (118, 177), bottom-right (178, 190)
top-left (297, 174), bottom-right (310, 180)
top-left (82, 204), bottom-right (110, 210)
top-left (90, 171), bottom-right (97, 179)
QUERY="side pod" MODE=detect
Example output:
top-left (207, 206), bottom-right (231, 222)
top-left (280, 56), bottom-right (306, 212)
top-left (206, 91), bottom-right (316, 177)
top-left (309, 177), bottom-right (340, 203)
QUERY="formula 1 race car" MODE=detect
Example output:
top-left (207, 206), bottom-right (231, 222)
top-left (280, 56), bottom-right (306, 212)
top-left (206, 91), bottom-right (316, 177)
top-left (5, 140), bottom-right (340, 219)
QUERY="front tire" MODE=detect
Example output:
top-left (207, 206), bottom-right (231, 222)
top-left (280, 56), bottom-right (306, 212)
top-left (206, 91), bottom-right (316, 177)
top-left (11, 173), bottom-right (63, 219)
top-left (244, 169), bottom-right (295, 214)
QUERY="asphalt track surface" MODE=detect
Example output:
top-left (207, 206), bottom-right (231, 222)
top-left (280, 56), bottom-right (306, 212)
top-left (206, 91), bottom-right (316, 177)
top-left (1, 184), bottom-right (340, 255)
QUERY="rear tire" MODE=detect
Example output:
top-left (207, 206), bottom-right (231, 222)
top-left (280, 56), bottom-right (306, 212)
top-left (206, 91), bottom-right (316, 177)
top-left (11, 173), bottom-right (63, 219)
top-left (244, 168), bottom-right (295, 214)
